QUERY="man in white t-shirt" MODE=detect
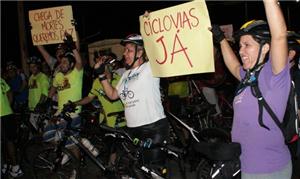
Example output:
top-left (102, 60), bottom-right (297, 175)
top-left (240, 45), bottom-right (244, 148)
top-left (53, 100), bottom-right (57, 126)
top-left (94, 34), bottom-right (169, 174)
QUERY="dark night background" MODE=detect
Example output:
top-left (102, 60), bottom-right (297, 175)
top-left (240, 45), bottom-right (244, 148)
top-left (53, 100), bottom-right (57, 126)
top-left (1, 1), bottom-right (300, 69)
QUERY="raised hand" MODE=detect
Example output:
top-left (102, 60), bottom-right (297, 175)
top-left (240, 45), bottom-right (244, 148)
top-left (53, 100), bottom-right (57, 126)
top-left (63, 32), bottom-right (76, 51)
top-left (210, 24), bottom-right (225, 44)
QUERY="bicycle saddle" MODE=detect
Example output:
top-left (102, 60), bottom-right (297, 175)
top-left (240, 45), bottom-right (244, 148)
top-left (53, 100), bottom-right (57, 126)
top-left (193, 142), bottom-right (241, 161)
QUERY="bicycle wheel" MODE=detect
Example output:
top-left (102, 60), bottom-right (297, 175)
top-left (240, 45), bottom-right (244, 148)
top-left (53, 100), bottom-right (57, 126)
top-left (194, 128), bottom-right (230, 179)
top-left (112, 147), bottom-right (145, 179)
top-left (31, 146), bottom-right (80, 179)
top-left (196, 158), bottom-right (211, 179)
top-left (127, 91), bottom-right (134, 99)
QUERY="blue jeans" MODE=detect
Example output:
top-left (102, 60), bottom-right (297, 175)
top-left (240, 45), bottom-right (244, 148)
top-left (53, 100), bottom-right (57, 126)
top-left (43, 116), bottom-right (81, 148)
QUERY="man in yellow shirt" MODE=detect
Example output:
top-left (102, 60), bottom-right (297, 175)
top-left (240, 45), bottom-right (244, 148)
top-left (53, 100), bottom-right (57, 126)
top-left (43, 34), bottom-right (83, 161)
top-left (27, 56), bottom-right (49, 111)
top-left (75, 52), bottom-right (125, 128)
top-left (1, 78), bottom-right (24, 177)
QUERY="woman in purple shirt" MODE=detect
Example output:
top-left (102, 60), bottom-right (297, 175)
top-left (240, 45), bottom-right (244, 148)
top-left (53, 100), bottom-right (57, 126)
top-left (211, 0), bottom-right (292, 178)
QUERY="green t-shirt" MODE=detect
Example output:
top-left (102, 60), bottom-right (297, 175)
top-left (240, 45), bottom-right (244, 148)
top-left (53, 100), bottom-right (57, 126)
top-left (53, 68), bottom-right (83, 114)
top-left (1, 78), bottom-right (13, 117)
top-left (28, 72), bottom-right (50, 110)
top-left (89, 74), bottom-right (124, 127)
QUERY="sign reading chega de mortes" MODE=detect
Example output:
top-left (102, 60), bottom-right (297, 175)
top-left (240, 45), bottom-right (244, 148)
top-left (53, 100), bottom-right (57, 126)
top-left (140, 0), bottom-right (214, 77)
top-left (29, 5), bottom-right (77, 46)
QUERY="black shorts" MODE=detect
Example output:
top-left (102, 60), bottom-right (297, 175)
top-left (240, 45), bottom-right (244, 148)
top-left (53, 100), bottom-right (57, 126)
top-left (1, 114), bottom-right (18, 141)
top-left (127, 118), bottom-right (170, 165)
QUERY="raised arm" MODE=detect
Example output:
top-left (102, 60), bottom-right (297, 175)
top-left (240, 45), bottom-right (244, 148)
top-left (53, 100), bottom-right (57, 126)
top-left (75, 30), bottom-right (80, 52)
top-left (71, 19), bottom-right (80, 52)
top-left (37, 45), bottom-right (53, 67)
top-left (211, 25), bottom-right (242, 81)
top-left (94, 61), bottom-right (119, 100)
top-left (64, 32), bottom-right (82, 70)
top-left (99, 79), bottom-right (119, 100)
top-left (73, 48), bottom-right (82, 70)
top-left (263, 0), bottom-right (288, 74)
top-left (220, 40), bottom-right (241, 80)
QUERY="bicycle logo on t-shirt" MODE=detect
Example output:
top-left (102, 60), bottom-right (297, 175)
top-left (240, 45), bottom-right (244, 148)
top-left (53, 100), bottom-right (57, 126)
top-left (120, 87), bottom-right (134, 101)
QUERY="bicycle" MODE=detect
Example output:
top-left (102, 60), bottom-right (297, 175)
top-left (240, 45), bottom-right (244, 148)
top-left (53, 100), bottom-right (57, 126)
top-left (24, 102), bottom-right (111, 179)
top-left (98, 124), bottom-right (185, 179)
top-left (167, 111), bottom-right (241, 179)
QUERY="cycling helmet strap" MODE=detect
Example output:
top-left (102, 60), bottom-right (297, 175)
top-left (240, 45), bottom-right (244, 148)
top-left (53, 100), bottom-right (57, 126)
top-left (250, 70), bottom-right (283, 131)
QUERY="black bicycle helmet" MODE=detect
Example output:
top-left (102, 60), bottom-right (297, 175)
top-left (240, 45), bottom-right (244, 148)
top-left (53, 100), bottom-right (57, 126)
top-left (235, 20), bottom-right (270, 44)
top-left (6, 61), bottom-right (17, 71)
top-left (27, 56), bottom-right (42, 64)
top-left (235, 20), bottom-right (271, 92)
top-left (120, 34), bottom-right (144, 46)
top-left (287, 31), bottom-right (300, 51)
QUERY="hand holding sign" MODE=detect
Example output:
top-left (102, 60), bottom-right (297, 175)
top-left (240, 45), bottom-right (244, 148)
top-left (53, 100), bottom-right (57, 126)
top-left (71, 19), bottom-right (78, 30)
top-left (143, 10), bottom-right (150, 18)
top-left (63, 32), bottom-right (76, 51)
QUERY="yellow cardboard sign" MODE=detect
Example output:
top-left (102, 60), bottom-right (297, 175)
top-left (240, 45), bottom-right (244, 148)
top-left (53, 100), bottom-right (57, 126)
top-left (29, 5), bottom-right (77, 46)
top-left (140, 0), bottom-right (213, 77)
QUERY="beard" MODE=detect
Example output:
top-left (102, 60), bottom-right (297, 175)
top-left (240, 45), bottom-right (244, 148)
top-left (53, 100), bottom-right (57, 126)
top-left (60, 66), bottom-right (71, 74)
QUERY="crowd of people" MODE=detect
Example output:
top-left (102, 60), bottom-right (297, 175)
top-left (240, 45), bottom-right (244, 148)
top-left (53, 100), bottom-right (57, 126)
top-left (1, 0), bottom-right (300, 178)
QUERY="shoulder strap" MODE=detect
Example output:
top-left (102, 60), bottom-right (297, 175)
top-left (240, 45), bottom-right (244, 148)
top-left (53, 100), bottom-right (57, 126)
top-left (250, 70), bottom-right (284, 132)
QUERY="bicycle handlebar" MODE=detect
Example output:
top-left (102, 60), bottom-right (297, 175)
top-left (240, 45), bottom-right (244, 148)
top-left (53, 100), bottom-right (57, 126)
top-left (62, 101), bottom-right (77, 114)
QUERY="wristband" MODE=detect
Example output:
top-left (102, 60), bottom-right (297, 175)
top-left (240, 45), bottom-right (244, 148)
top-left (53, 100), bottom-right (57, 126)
top-left (99, 74), bottom-right (107, 81)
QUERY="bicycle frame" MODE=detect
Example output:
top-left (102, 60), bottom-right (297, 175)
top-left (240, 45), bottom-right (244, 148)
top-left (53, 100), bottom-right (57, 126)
top-left (99, 124), bottom-right (183, 179)
top-left (167, 111), bottom-right (240, 179)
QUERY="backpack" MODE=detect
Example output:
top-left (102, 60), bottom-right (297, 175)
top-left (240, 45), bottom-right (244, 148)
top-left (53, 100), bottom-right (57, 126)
top-left (251, 70), bottom-right (300, 144)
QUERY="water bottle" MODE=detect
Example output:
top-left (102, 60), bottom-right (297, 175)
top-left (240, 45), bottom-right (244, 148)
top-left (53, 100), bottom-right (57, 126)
top-left (81, 138), bottom-right (99, 157)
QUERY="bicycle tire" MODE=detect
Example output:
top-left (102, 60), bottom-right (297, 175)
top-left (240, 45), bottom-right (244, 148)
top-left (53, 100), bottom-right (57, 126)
top-left (194, 128), bottom-right (231, 179)
top-left (113, 150), bottom-right (133, 178)
top-left (128, 91), bottom-right (134, 99)
top-left (30, 146), bottom-right (80, 179)
top-left (196, 158), bottom-right (212, 179)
